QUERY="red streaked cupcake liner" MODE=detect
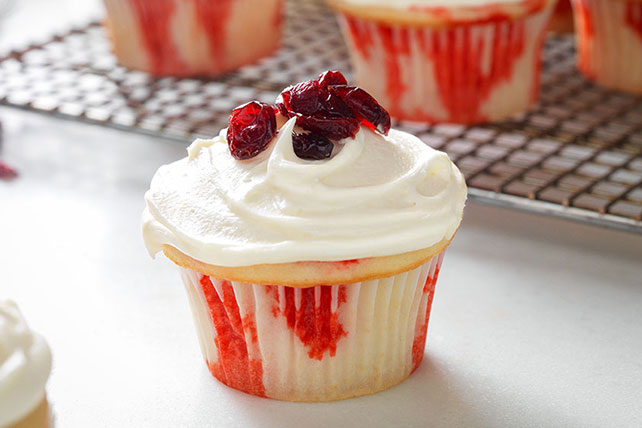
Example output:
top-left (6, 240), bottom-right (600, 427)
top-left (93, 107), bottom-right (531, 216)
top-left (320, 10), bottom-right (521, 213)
top-left (179, 251), bottom-right (445, 401)
top-left (102, 0), bottom-right (283, 76)
top-left (573, 0), bottom-right (642, 94)
top-left (338, 8), bottom-right (553, 124)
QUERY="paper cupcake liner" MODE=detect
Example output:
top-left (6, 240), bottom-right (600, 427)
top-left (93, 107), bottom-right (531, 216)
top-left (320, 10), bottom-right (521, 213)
top-left (103, 0), bottom-right (283, 76)
top-left (179, 251), bottom-right (445, 401)
top-left (337, 9), bottom-right (553, 124)
top-left (549, 0), bottom-right (574, 32)
top-left (573, 0), bottom-right (642, 94)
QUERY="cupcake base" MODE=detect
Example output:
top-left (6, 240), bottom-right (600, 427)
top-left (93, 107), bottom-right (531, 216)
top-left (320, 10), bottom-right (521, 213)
top-left (179, 252), bottom-right (445, 401)
top-left (338, 8), bottom-right (553, 124)
top-left (574, 0), bottom-right (642, 94)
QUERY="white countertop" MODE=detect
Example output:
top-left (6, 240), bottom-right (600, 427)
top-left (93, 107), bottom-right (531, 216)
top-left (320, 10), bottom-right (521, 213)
top-left (1, 107), bottom-right (641, 428)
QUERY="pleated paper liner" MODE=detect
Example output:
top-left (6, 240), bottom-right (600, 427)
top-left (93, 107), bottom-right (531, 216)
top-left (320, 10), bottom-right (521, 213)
top-left (180, 251), bottom-right (445, 401)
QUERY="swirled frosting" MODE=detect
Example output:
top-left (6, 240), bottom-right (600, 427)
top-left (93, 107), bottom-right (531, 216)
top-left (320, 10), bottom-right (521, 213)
top-left (143, 118), bottom-right (466, 267)
top-left (0, 301), bottom-right (51, 427)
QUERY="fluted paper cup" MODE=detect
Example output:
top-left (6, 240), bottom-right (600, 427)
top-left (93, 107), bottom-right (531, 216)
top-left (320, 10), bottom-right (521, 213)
top-left (337, 8), bottom-right (553, 124)
top-left (102, 0), bottom-right (283, 76)
top-left (179, 251), bottom-right (445, 401)
top-left (573, 0), bottom-right (642, 94)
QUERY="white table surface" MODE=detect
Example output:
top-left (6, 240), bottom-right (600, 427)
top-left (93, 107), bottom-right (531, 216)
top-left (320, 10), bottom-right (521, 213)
top-left (1, 2), bottom-right (642, 427)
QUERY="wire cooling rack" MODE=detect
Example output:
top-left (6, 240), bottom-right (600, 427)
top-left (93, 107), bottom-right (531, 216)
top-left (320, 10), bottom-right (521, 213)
top-left (0, 0), bottom-right (641, 233)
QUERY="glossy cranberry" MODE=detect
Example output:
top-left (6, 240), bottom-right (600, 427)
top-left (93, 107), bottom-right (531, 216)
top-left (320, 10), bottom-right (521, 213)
top-left (227, 101), bottom-right (277, 160)
top-left (292, 132), bottom-right (334, 160)
top-left (275, 71), bottom-right (389, 142)
top-left (288, 80), bottom-right (325, 116)
top-left (329, 86), bottom-right (391, 135)
top-left (317, 70), bottom-right (348, 88)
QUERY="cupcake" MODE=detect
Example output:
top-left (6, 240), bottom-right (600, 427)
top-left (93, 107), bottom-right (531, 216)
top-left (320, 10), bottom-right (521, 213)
top-left (572, 0), bottom-right (642, 94)
top-left (326, 0), bottom-right (557, 124)
top-left (102, 0), bottom-right (284, 76)
top-left (0, 301), bottom-right (52, 428)
top-left (549, 0), bottom-right (574, 32)
top-left (142, 71), bottom-right (467, 401)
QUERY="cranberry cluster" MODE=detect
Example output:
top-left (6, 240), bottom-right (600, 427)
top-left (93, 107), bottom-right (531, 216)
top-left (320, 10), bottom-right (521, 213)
top-left (226, 71), bottom-right (390, 161)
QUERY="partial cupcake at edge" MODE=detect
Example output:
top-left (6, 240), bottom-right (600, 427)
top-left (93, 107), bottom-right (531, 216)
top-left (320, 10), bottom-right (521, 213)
top-left (326, 0), bottom-right (558, 124)
top-left (102, 0), bottom-right (284, 76)
top-left (0, 301), bottom-right (52, 428)
top-left (142, 71), bottom-right (467, 401)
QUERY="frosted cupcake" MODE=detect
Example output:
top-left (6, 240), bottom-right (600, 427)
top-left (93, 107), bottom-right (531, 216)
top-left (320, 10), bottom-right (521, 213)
top-left (572, 0), bottom-right (642, 93)
top-left (549, 0), bottom-right (574, 32)
top-left (143, 71), bottom-right (467, 401)
top-left (102, 0), bottom-right (284, 76)
top-left (326, 0), bottom-right (556, 124)
top-left (0, 301), bottom-right (52, 428)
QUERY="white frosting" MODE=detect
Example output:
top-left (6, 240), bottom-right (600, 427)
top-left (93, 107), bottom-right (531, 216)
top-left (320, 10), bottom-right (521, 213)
top-left (143, 118), bottom-right (467, 267)
top-left (0, 301), bottom-right (51, 427)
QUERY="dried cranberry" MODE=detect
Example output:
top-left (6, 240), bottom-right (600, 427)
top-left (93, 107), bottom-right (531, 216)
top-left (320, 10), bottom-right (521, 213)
top-left (329, 86), bottom-right (391, 135)
top-left (292, 132), bottom-right (334, 160)
top-left (317, 70), bottom-right (348, 88)
top-left (320, 92), bottom-right (354, 119)
top-left (275, 71), bottom-right (389, 142)
top-left (295, 115), bottom-right (360, 140)
top-left (288, 80), bottom-right (325, 116)
top-left (227, 101), bottom-right (277, 160)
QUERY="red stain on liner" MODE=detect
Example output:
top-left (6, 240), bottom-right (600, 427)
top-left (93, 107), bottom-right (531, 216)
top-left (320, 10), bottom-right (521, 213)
top-left (130, 0), bottom-right (235, 75)
top-left (410, 0), bottom-right (546, 26)
top-left (194, 0), bottom-right (234, 69)
top-left (269, 285), bottom-right (348, 360)
top-left (347, 13), bottom-right (531, 123)
top-left (200, 276), bottom-right (265, 397)
top-left (421, 20), bottom-right (526, 123)
top-left (345, 15), bottom-right (375, 60)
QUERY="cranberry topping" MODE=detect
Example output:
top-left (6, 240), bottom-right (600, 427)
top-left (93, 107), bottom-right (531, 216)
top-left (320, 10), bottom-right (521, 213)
top-left (329, 86), bottom-right (391, 135)
top-left (292, 132), bottom-right (334, 160)
top-left (227, 101), bottom-right (277, 160)
top-left (317, 70), bottom-right (348, 88)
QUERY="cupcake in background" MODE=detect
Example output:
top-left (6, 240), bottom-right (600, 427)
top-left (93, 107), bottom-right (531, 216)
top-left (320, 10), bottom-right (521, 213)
top-left (549, 0), bottom-right (574, 32)
top-left (143, 71), bottom-right (467, 401)
top-left (103, 0), bottom-right (284, 76)
top-left (0, 301), bottom-right (52, 428)
top-left (573, 0), bottom-right (642, 94)
top-left (326, 0), bottom-right (556, 124)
